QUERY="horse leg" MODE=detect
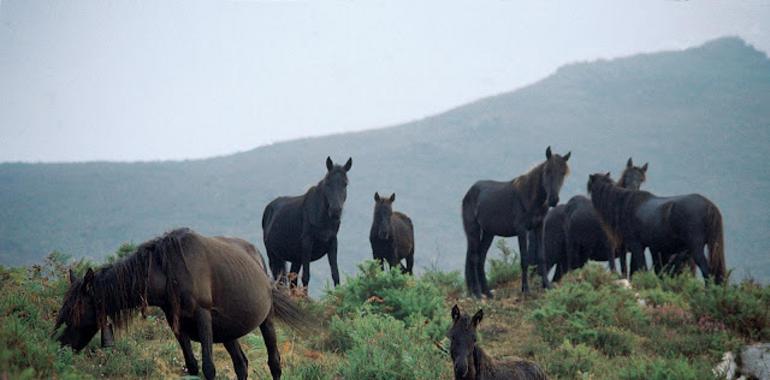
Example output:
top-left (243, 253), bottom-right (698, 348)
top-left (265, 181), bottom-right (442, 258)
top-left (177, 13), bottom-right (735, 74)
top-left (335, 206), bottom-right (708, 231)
top-left (619, 247), bottom-right (628, 279)
top-left (518, 234), bottom-right (530, 294)
top-left (289, 261), bottom-right (301, 288)
top-left (405, 250), bottom-right (414, 275)
top-left (465, 230), bottom-right (482, 298)
top-left (530, 225), bottom-right (550, 289)
top-left (628, 244), bottom-right (647, 277)
top-left (194, 307), bottom-right (216, 380)
top-left (224, 339), bottom-right (249, 380)
top-left (689, 240), bottom-right (710, 282)
top-left (260, 317), bottom-right (282, 380)
top-left (300, 237), bottom-right (314, 289)
top-left (173, 330), bottom-right (198, 376)
top-left (327, 237), bottom-right (340, 286)
top-left (270, 257), bottom-right (287, 285)
top-left (477, 232), bottom-right (495, 298)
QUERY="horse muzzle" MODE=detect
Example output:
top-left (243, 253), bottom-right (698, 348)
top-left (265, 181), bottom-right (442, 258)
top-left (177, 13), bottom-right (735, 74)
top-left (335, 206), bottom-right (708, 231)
top-left (548, 197), bottom-right (559, 207)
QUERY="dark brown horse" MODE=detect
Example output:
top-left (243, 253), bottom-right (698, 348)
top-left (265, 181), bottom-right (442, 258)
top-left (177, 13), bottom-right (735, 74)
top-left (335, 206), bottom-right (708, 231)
top-left (262, 156), bottom-right (352, 290)
top-left (587, 173), bottom-right (726, 283)
top-left (542, 196), bottom-right (618, 282)
top-left (54, 229), bottom-right (314, 380)
top-left (462, 147), bottom-right (570, 297)
top-left (369, 192), bottom-right (415, 274)
top-left (616, 157), bottom-right (649, 275)
top-left (448, 305), bottom-right (548, 380)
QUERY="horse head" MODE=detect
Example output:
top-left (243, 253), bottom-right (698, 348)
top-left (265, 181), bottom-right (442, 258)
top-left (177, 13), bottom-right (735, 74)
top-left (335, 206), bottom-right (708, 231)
top-left (322, 156), bottom-right (352, 220)
top-left (448, 304), bottom-right (483, 379)
top-left (542, 146), bottom-right (571, 207)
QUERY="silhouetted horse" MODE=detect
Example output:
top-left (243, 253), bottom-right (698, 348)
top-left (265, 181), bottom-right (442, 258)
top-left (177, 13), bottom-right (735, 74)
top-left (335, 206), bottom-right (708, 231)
top-left (587, 173), bottom-right (725, 283)
top-left (616, 157), bottom-right (648, 275)
top-left (542, 196), bottom-right (618, 282)
top-left (262, 156), bottom-right (352, 290)
top-left (462, 147), bottom-right (570, 297)
top-left (370, 192), bottom-right (415, 274)
top-left (55, 229), bottom-right (314, 380)
top-left (448, 305), bottom-right (548, 380)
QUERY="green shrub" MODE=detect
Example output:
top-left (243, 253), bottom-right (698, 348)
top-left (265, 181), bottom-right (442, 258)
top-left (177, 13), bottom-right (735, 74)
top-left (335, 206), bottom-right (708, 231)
top-left (488, 239), bottom-right (521, 287)
top-left (326, 260), bottom-right (448, 340)
top-left (618, 357), bottom-right (714, 380)
top-left (541, 340), bottom-right (601, 380)
top-left (689, 280), bottom-right (770, 341)
top-left (421, 267), bottom-right (464, 298)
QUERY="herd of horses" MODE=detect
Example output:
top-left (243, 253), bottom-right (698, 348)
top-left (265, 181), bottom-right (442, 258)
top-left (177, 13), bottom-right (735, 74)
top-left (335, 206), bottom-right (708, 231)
top-left (52, 151), bottom-right (726, 379)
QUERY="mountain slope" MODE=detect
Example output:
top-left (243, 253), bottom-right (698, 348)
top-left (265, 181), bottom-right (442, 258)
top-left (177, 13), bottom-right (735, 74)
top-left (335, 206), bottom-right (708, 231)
top-left (1, 37), bottom-right (768, 285)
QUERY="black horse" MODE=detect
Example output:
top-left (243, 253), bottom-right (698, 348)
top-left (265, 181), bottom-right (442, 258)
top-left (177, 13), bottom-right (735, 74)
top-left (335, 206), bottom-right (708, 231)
top-left (616, 157), bottom-right (648, 275)
top-left (55, 229), bottom-right (314, 380)
top-left (369, 192), bottom-right (415, 274)
top-left (587, 173), bottom-right (726, 283)
top-left (262, 156), bottom-right (352, 290)
top-left (542, 158), bottom-right (647, 280)
top-left (462, 147), bottom-right (570, 297)
top-left (448, 305), bottom-right (548, 380)
top-left (542, 196), bottom-right (618, 282)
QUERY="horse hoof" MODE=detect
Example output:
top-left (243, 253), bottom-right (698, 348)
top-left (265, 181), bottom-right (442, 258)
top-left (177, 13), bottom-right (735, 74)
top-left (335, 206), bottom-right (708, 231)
top-left (483, 291), bottom-right (495, 299)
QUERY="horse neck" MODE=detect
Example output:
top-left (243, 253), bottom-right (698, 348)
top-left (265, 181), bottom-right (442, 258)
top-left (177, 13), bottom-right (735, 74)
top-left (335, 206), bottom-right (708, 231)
top-left (471, 345), bottom-right (495, 380)
top-left (592, 181), bottom-right (646, 234)
top-left (513, 163), bottom-right (547, 210)
top-left (92, 251), bottom-right (150, 328)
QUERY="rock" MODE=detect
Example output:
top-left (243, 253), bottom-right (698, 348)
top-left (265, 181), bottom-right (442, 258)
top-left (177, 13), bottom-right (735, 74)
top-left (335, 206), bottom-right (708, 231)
top-left (614, 279), bottom-right (632, 289)
top-left (740, 343), bottom-right (770, 380)
top-left (713, 351), bottom-right (737, 379)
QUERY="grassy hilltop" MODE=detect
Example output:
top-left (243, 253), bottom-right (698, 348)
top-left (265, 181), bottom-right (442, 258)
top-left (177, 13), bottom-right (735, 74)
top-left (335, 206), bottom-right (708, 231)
top-left (1, 244), bottom-right (768, 379)
top-left (1, 37), bottom-right (769, 287)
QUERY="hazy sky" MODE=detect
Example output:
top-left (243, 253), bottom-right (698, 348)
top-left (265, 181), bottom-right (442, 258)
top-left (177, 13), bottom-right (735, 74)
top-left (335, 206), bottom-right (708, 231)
top-left (1, 1), bottom-right (768, 162)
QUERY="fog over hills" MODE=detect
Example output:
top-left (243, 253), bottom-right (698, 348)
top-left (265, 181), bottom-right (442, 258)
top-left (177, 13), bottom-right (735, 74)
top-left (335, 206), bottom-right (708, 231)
top-left (1, 37), bottom-right (768, 287)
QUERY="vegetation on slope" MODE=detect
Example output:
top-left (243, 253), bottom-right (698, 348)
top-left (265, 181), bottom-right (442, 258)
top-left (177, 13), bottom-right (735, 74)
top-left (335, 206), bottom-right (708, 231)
top-left (1, 244), bottom-right (768, 379)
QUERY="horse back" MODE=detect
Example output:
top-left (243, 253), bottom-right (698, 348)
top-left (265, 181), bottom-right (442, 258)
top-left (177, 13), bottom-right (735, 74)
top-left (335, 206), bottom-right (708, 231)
top-left (262, 195), bottom-right (305, 245)
top-left (391, 211), bottom-right (415, 257)
top-left (468, 180), bottom-right (524, 236)
top-left (543, 204), bottom-right (567, 267)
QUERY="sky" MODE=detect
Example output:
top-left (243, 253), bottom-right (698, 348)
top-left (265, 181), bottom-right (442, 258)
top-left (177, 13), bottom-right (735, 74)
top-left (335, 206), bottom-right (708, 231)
top-left (0, 1), bottom-right (768, 163)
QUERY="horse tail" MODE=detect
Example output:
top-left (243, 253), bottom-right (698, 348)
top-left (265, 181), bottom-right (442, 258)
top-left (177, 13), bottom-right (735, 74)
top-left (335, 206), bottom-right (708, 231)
top-left (270, 286), bottom-right (317, 335)
top-left (461, 186), bottom-right (480, 236)
top-left (261, 202), bottom-right (273, 231)
top-left (705, 202), bottom-right (726, 284)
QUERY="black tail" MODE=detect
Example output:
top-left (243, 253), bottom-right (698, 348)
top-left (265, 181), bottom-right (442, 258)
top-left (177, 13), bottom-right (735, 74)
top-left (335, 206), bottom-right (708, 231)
top-left (270, 287), bottom-right (318, 335)
top-left (706, 203), bottom-right (726, 284)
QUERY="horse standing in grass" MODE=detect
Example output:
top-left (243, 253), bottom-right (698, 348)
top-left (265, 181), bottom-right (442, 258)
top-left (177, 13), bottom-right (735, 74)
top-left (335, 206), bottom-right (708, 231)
top-left (616, 157), bottom-right (648, 275)
top-left (587, 173), bottom-right (725, 283)
top-left (542, 196), bottom-right (618, 282)
top-left (369, 192), bottom-right (415, 274)
top-left (262, 156), bottom-right (352, 290)
top-left (448, 305), bottom-right (548, 380)
top-left (462, 147), bottom-right (570, 297)
top-left (55, 229), bottom-right (314, 380)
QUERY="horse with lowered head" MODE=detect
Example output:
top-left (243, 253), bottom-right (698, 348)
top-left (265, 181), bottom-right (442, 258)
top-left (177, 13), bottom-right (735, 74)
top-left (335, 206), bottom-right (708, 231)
top-left (262, 156), bottom-right (352, 290)
top-left (587, 172), bottom-right (726, 283)
top-left (448, 305), bottom-right (548, 380)
top-left (462, 146), bottom-right (570, 297)
top-left (55, 228), bottom-right (314, 380)
top-left (370, 192), bottom-right (415, 274)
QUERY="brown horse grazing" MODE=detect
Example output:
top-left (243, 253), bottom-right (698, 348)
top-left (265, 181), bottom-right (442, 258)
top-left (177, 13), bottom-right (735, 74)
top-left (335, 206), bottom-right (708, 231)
top-left (263, 156), bottom-right (352, 290)
top-left (541, 196), bottom-right (618, 282)
top-left (587, 173), bottom-right (726, 284)
top-left (462, 146), bottom-right (570, 297)
top-left (370, 192), bottom-right (415, 274)
top-left (54, 229), bottom-right (314, 380)
top-left (449, 305), bottom-right (548, 380)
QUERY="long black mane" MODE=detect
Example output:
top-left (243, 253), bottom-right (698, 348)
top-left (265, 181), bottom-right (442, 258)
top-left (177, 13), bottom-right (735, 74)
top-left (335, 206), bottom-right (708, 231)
top-left (589, 175), bottom-right (651, 237)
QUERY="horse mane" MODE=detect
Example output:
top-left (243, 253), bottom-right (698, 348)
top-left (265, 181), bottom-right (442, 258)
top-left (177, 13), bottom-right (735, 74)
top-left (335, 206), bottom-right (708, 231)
top-left (511, 162), bottom-right (546, 209)
top-left (590, 178), bottom-right (652, 236)
top-left (92, 228), bottom-right (192, 332)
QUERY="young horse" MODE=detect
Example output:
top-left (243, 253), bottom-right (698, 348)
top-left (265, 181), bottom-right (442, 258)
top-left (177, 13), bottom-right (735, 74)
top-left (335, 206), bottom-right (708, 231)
top-left (541, 196), bottom-right (618, 282)
top-left (587, 173), bottom-right (726, 284)
top-left (262, 156), bottom-right (352, 290)
top-left (54, 229), bottom-right (314, 380)
top-left (369, 192), bottom-right (415, 274)
top-left (448, 305), bottom-right (548, 380)
top-left (462, 146), bottom-right (570, 297)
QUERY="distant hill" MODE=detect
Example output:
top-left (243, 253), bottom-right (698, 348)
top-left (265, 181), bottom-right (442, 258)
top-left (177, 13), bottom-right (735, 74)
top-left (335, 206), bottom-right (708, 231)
top-left (1, 37), bottom-right (768, 286)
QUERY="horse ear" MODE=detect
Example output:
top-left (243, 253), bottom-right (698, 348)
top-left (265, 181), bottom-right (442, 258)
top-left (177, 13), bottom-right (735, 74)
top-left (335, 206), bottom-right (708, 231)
top-left (451, 304), bottom-right (461, 322)
top-left (82, 268), bottom-right (95, 294)
top-left (545, 146), bottom-right (552, 159)
top-left (627, 157), bottom-right (633, 168)
top-left (605, 172), bottom-right (611, 178)
top-left (389, 193), bottom-right (396, 202)
top-left (472, 309), bottom-right (483, 327)
top-left (641, 163), bottom-right (648, 173)
top-left (69, 268), bottom-right (76, 284)
top-left (374, 192), bottom-right (380, 202)
top-left (326, 156), bottom-right (333, 171)
top-left (343, 157), bottom-right (352, 172)
top-left (563, 151), bottom-right (571, 161)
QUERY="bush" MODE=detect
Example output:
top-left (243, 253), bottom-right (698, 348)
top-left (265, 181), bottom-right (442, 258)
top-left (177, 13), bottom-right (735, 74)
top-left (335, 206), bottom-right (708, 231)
top-left (488, 239), bottom-right (521, 287)
top-left (326, 260), bottom-right (448, 340)
top-left (421, 267), bottom-right (464, 299)
top-left (689, 280), bottom-right (770, 341)
top-left (541, 340), bottom-right (601, 379)
top-left (618, 357), bottom-right (713, 380)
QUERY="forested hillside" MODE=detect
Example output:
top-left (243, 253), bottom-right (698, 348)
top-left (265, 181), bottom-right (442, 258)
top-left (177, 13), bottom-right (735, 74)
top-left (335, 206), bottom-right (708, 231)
top-left (1, 37), bottom-right (768, 286)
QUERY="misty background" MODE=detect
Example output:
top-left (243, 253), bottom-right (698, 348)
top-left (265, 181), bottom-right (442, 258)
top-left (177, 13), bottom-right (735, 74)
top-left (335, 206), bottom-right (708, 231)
top-left (1, 1), bottom-right (769, 162)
